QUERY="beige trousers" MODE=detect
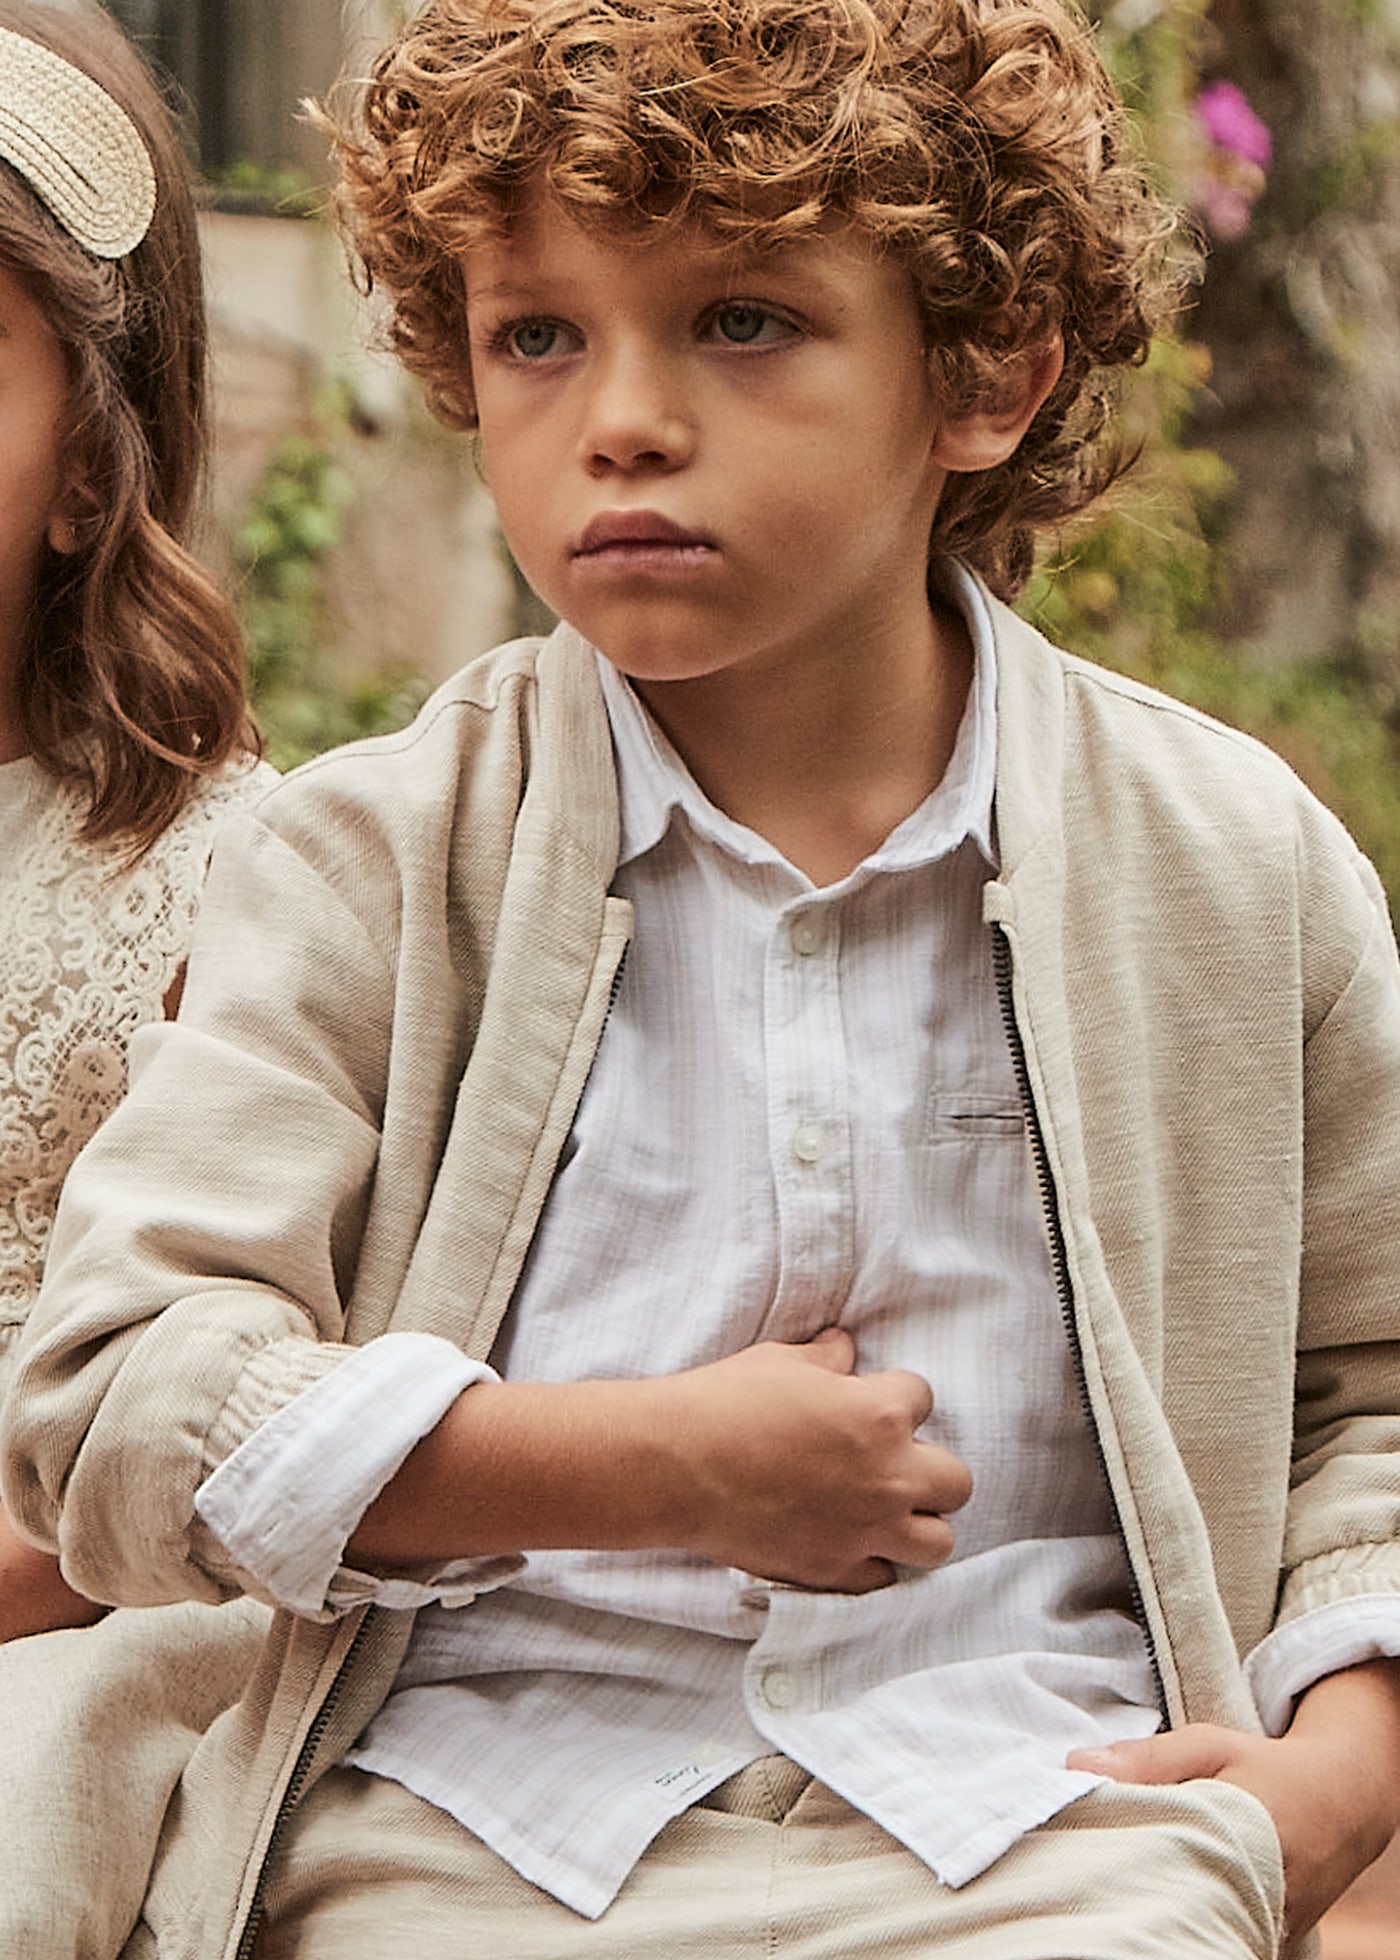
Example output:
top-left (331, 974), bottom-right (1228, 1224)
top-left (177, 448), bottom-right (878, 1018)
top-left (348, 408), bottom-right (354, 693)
top-left (213, 1755), bottom-right (1290, 1960)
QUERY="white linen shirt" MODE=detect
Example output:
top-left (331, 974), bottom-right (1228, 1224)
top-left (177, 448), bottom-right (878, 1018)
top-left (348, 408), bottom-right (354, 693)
top-left (198, 567), bottom-right (1400, 1918)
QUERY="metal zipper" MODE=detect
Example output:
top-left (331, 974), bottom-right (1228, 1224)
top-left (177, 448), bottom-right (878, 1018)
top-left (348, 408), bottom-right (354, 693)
top-left (604, 938), bottom-right (629, 1019)
top-left (232, 1612), bottom-right (372, 1960)
top-left (991, 921), bottom-right (1168, 1721)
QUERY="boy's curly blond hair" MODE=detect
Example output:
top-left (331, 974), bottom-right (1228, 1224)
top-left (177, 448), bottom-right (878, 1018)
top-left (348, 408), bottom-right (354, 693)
top-left (327, 0), bottom-right (1181, 598)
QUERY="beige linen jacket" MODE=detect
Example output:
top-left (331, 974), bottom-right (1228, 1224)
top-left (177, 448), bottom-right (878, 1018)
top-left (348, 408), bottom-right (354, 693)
top-left (6, 586), bottom-right (1400, 1957)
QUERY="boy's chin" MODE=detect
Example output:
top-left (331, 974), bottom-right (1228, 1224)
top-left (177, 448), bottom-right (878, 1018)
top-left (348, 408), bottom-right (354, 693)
top-left (567, 621), bottom-right (737, 689)
top-left (594, 646), bottom-right (738, 690)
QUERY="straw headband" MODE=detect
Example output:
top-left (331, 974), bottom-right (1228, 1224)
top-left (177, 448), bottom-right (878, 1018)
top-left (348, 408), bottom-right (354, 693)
top-left (0, 23), bottom-right (156, 258)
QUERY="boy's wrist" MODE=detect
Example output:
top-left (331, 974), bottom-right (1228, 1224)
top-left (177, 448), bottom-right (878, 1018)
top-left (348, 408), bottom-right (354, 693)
top-left (1284, 1657), bottom-right (1400, 1840)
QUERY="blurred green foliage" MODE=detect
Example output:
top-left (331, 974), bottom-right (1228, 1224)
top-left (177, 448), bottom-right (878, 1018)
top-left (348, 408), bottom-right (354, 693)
top-left (1026, 492), bottom-right (1400, 905)
top-left (203, 158), bottom-right (324, 220)
top-left (1024, 0), bottom-right (1400, 911)
top-left (238, 423), bottom-right (426, 772)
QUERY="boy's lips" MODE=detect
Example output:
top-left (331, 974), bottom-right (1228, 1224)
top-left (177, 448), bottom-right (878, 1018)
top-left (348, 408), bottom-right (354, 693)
top-left (573, 512), bottom-right (716, 559)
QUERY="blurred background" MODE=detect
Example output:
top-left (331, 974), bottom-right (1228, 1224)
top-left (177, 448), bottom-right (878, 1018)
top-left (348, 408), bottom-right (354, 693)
top-left (102, 5), bottom-right (1400, 1947)
top-left (112, 1), bottom-right (1400, 918)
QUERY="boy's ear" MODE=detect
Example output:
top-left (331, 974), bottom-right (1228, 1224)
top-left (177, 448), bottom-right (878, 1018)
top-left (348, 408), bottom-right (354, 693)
top-left (930, 333), bottom-right (1065, 474)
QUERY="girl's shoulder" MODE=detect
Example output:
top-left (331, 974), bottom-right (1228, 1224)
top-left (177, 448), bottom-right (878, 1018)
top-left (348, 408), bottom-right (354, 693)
top-left (177, 753), bottom-right (280, 826)
top-left (127, 753), bottom-right (276, 903)
top-left (6, 754), bottom-right (271, 917)
top-left (4, 753), bottom-right (277, 920)
top-left (2, 749), bottom-right (275, 868)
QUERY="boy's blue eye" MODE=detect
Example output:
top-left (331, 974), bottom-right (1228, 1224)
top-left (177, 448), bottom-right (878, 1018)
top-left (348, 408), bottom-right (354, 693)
top-left (508, 320), bottom-right (562, 360)
top-left (713, 304), bottom-right (778, 346)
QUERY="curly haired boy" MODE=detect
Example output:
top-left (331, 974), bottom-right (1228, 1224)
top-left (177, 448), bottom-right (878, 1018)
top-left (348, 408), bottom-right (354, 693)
top-left (8, 3), bottom-right (1400, 1956)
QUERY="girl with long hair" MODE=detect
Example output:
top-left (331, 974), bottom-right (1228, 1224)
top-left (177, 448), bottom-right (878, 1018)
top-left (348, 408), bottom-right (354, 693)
top-left (0, 6), bottom-right (272, 1946)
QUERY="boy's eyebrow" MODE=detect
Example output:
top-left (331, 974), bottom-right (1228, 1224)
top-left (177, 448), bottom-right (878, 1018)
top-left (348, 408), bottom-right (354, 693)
top-left (467, 280), bottom-right (546, 306)
top-left (468, 260), bottom-right (837, 303)
top-left (462, 236), bottom-right (863, 321)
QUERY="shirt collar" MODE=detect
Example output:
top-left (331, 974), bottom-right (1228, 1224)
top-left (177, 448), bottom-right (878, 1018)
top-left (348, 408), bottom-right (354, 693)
top-left (598, 559), bottom-right (998, 878)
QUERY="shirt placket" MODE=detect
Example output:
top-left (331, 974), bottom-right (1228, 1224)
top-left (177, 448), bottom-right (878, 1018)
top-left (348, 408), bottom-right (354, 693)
top-left (759, 891), bottom-right (856, 1343)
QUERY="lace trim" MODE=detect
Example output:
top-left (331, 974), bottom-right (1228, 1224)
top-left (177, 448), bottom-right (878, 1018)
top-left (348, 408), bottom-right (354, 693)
top-left (0, 761), bottom-right (273, 1324)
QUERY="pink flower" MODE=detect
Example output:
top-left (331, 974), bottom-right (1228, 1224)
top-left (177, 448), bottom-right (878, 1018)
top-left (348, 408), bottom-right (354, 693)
top-left (1193, 80), bottom-right (1272, 170)
top-left (1193, 170), bottom-right (1263, 243)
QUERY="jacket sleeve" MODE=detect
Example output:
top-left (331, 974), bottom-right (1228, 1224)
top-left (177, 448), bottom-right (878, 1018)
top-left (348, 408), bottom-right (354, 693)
top-left (1282, 837), bottom-right (1400, 1624)
top-left (0, 810), bottom-right (397, 1609)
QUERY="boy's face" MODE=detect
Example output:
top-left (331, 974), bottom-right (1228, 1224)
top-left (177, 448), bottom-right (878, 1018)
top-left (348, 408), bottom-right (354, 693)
top-left (464, 194), bottom-right (952, 690)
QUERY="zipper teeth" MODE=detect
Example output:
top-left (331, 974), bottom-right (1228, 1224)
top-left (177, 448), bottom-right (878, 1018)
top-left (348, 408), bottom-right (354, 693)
top-left (991, 924), bottom-right (1168, 1721)
top-left (232, 1614), bottom-right (371, 1960)
top-left (606, 939), bottom-right (628, 1012)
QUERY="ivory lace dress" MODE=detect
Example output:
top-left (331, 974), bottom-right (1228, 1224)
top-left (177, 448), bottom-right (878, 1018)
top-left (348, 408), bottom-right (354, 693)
top-left (0, 753), bottom-right (274, 1388)
top-left (0, 752), bottom-right (274, 1960)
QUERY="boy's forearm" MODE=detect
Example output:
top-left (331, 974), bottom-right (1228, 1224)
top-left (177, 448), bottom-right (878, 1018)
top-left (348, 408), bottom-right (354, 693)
top-left (347, 1374), bottom-right (688, 1566)
top-left (1261, 1657), bottom-right (1400, 1937)
top-left (347, 1332), bottom-right (973, 1593)
top-left (1285, 1657), bottom-right (1400, 1841)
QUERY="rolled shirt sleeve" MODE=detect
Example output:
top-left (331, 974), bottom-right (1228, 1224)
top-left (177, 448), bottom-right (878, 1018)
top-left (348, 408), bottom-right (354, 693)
top-left (194, 1331), bottom-right (524, 1618)
top-left (1246, 1597), bottom-right (1400, 1735)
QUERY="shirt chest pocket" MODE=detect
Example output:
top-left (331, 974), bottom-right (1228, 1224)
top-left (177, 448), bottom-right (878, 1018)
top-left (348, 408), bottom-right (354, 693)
top-left (925, 1090), bottom-right (1026, 1142)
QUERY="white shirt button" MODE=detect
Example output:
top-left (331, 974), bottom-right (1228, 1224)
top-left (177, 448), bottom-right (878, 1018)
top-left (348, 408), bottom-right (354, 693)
top-left (791, 1121), bottom-right (824, 1165)
top-left (760, 1665), bottom-right (797, 1710)
top-left (789, 916), bottom-right (822, 957)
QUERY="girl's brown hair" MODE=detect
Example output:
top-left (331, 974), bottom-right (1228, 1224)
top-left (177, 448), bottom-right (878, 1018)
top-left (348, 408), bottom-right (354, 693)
top-left (0, 0), bottom-right (257, 852)
top-left (325, 0), bottom-right (1182, 600)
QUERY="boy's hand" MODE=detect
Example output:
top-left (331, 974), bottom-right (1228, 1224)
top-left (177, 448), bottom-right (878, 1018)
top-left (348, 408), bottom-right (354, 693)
top-left (656, 1327), bottom-right (972, 1593)
top-left (1067, 1658), bottom-right (1400, 1941)
top-left (0, 1503), bottom-right (107, 1643)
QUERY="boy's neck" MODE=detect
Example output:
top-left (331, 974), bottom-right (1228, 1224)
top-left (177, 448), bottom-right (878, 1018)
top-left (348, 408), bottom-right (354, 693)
top-left (629, 595), bottom-right (974, 889)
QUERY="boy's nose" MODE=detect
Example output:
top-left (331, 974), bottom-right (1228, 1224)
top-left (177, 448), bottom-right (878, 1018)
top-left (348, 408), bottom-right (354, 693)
top-left (579, 350), bottom-right (695, 476)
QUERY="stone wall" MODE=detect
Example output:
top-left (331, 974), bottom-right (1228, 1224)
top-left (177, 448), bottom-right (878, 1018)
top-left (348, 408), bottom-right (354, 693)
top-left (200, 207), bottom-right (520, 691)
